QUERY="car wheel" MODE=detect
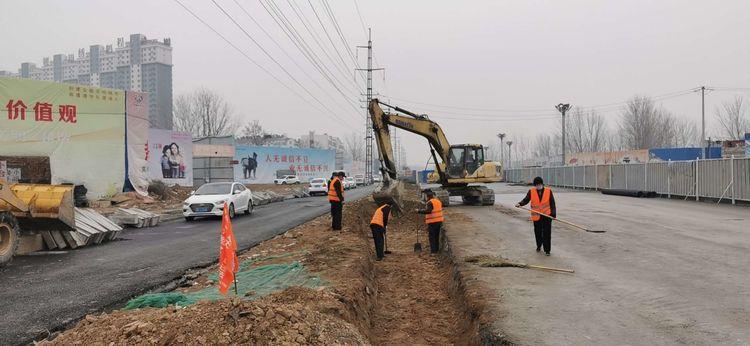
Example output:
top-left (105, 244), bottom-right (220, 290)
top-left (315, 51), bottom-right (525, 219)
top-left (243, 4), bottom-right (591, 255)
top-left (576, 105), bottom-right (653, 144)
top-left (185, 216), bottom-right (195, 222)
top-left (282, 181), bottom-right (287, 185)
top-left (245, 201), bottom-right (253, 215)
top-left (229, 203), bottom-right (235, 219)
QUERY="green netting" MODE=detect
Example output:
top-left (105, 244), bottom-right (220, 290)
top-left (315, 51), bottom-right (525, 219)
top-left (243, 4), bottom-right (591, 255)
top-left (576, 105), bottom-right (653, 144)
top-left (124, 253), bottom-right (324, 310)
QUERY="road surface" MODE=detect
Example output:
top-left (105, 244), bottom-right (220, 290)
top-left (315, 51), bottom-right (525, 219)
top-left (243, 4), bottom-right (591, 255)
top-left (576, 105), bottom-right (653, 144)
top-left (446, 183), bottom-right (750, 346)
top-left (0, 187), bottom-right (372, 345)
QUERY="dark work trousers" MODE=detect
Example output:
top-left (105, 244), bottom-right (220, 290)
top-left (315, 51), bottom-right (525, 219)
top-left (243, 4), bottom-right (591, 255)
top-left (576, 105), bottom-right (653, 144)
top-left (330, 201), bottom-right (343, 230)
top-left (533, 217), bottom-right (552, 253)
top-left (370, 225), bottom-right (385, 259)
top-left (427, 222), bottom-right (443, 253)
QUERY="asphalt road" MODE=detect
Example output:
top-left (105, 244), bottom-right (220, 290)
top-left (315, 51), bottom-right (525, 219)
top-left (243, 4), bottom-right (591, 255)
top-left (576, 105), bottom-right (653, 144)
top-left (447, 183), bottom-right (750, 345)
top-left (0, 187), bottom-right (372, 345)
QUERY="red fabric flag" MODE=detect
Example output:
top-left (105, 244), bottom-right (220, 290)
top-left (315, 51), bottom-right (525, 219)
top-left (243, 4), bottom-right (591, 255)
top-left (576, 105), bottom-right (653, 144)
top-left (218, 202), bottom-right (239, 295)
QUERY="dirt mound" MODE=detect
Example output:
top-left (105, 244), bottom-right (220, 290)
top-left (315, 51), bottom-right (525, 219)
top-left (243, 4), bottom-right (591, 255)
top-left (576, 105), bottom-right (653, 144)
top-left (45, 288), bottom-right (367, 345)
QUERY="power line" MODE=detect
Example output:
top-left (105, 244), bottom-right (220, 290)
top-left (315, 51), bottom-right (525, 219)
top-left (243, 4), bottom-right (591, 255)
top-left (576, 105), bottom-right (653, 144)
top-left (210, 0), bottom-right (358, 125)
top-left (320, 0), bottom-right (359, 66)
top-left (172, 0), bottom-right (353, 129)
top-left (259, 0), bottom-right (363, 114)
top-left (230, 0), bottom-right (358, 118)
top-left (306, 0), bottom-right (366, 81)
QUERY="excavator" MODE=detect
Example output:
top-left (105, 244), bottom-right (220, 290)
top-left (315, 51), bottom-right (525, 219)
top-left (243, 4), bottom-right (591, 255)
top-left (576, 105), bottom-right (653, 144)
top-left (368, 99), bottom-right (502, 208)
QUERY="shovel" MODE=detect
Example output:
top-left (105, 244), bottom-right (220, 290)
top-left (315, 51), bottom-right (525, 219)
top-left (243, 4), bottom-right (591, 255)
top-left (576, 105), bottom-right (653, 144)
top-left (414, 227), bottom-right (422, 252)
top-left (515, 206), bottom-right (605, 233)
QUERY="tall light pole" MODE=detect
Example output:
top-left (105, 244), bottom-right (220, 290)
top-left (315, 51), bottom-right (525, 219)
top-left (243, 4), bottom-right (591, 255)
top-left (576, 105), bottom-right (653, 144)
top-left (496, 133), bottom-right (506, 167)
top-left (700, 86), bottom-right (706, 159)
top-left (555, 103), bottom-right (571, 166)
top-left (506, 141), bottom-right (513, 169)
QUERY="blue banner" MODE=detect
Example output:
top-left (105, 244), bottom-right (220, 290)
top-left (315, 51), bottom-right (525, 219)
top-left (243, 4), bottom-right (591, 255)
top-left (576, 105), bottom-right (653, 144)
top-left (234, 145), bottom-right (335, 184)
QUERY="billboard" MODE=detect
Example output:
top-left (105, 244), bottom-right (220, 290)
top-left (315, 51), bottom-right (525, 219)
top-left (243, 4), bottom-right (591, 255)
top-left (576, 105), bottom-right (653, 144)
top-left (234, 146), bottom-right (335, 184)
top-left (746, 133), bottom-right (750, 157)
top-left (148, 129), bottom-right (193, 186)
top-left (126, 91), bottom-right (150, 195)
top-left (0, 78), bottom-right (125, 198)
top-left (567, 150), bottom-right (649, 166)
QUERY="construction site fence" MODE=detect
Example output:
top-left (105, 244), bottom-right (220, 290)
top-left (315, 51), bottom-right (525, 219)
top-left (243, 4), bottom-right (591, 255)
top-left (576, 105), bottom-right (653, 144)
top-left (504, 157), bottom-right (750, 204)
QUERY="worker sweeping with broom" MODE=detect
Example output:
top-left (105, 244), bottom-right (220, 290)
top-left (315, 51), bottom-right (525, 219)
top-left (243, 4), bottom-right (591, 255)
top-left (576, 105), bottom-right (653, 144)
top-left (516, 177), bottom-right (556, 256)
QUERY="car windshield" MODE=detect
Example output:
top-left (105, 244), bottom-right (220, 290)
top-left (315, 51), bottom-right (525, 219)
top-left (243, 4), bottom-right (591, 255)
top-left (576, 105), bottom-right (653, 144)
top-left (311, 179), bottom-right (325, 183)
top-left (195, 183), bottom-right (232, 195)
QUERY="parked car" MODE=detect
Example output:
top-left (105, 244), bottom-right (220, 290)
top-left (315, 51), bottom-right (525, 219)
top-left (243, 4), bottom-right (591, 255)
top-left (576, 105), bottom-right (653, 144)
top-left (308, 178), bottom-right (328, 196)
top-left (183, 182), bottom-right (253, 221)
top-left (373, 174), bottom-right (382, 183)
top-left (354, 174), bottom-right (365, 186)
top-left (344, 177), bottom-right (357, 189)
top-left (274, 175), bottom-right (300, 185)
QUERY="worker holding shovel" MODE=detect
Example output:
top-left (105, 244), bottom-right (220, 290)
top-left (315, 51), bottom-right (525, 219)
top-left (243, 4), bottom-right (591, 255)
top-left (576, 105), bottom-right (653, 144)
top-left (516, 177), bottom-right (556, 256)
top-left (417, 190), bottom-right (444, 254)
top-left (369, 203), bottom-right (392, 261)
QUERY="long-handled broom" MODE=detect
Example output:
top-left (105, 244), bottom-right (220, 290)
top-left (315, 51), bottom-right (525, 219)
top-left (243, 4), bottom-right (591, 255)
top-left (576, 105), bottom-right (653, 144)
top-left (515, 206), bottom-right (605, 233)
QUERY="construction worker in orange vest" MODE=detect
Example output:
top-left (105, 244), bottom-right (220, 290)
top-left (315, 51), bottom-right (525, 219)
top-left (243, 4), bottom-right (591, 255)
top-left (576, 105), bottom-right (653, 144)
top-left (328, 171), bottom-right (345, 231)
top-left (369, 203), bottom-right (392, 261)
top-left (516, 176), bottom-right (557, 256)
top-left (417, 190), bottom-right (444, 254)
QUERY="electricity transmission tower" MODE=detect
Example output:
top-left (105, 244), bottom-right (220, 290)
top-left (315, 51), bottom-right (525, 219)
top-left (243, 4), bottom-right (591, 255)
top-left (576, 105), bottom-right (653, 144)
top-left (357, 29), bottom-right (384, 184)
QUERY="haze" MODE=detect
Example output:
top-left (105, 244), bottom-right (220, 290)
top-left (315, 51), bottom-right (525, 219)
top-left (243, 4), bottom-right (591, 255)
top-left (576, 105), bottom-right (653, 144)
top-left (2, 0), bottom-right (748, 166)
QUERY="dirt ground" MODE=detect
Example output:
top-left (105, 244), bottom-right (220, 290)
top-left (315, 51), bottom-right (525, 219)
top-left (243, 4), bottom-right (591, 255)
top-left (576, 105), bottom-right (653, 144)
top-left (445, 183), bottom-right (750, 345)
top-left (46, 184), bottom-right (479, 345)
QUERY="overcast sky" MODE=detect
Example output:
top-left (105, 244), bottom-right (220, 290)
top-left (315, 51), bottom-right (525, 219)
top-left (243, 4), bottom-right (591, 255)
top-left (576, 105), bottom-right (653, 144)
top-left (2, 0), bottom-right (749, 166)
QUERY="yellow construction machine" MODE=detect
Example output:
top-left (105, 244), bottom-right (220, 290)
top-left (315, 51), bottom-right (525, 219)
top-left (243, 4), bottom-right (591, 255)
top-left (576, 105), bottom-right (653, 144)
top-left (0, 178), bottom-right (76, 266)
top-left (369, 99), bottom-right (503, 207)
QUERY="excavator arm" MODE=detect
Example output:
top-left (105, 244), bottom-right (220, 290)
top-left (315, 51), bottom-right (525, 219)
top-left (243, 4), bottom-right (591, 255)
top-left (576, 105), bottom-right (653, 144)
top-left (369, 99), bottom-right (450, 184)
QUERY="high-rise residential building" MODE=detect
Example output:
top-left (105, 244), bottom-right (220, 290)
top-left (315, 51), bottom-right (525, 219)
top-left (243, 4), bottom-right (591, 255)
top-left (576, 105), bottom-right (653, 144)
top-left (2, 34), bottom-right (173, 129)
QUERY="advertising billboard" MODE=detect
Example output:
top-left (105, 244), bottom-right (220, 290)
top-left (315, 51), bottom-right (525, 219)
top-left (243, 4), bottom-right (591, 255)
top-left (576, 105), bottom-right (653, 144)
top-left (0, 78), bottom-right (125, 198)
top-left (126, 91), bottom-right (150, 195)
top-left (234, 146), bottom-right (335, 184)
top-left (567, 150), bottom-right (649, 165)
top-left (148, 129), bottom-right (193, 186)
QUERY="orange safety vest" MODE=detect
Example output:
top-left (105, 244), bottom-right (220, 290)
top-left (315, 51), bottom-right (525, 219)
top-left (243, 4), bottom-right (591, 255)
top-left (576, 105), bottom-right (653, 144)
top-left (425, 198), bottom-right (444, 224)
top-left (529, 187), bottom-right (551, 222)
top-left (328, 177), bottom-right (343, 202)
top-left (370, 205), bottom-right (388, 227)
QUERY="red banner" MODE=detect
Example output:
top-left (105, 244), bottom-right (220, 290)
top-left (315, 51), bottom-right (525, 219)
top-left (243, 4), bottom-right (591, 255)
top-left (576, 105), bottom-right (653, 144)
top-left (218, 202), bottom-right (239, 295)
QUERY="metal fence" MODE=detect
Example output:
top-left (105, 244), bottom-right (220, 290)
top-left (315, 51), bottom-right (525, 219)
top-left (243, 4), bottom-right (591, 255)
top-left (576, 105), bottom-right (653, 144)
top-left (504, 157), bottom-right (750, 204)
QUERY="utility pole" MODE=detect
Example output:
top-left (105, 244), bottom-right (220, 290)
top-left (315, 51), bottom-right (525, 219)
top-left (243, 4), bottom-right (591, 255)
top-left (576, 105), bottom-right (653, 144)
top-left (506, 141), bottom-right (513, 169)
top-left (701, 86), bottom-right (706, 159)
top-left (357, 28), bottom-right (384, 184)
top-left (496, 133), bottom-right (506, 167)
top-left (555, 103), bottom-right (571, 166)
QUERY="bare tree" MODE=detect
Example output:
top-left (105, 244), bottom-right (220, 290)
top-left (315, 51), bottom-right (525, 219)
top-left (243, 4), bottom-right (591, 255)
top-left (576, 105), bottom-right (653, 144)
top-left (343, 132), bottom-right (364, 161)
top-left (565, 108), bottom-right (608, 152)
top-left (239, 120), bottom-right (267, 145)
top-left (173, 88), bottom-right (236, 138)
top-left (670, 117), bottom-right (699, 147)
top-left (532, 134), bottom-right (556, 158)
top-left (715, 96), bottom-right (749, 139)
top-left (618, 96), bottom-right (676, 149)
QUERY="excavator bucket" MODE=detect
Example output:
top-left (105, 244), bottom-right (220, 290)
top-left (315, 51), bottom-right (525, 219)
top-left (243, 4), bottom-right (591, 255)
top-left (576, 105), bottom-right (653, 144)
top-left (0, 180), bottom-right (76, 229)
top-left (373, 179), bottom-right (405, 214)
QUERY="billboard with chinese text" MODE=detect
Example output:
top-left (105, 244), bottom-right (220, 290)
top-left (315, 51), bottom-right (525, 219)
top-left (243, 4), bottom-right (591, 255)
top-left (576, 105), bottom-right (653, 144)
top-left (0, 77), bottom-right (125, 198)
top-left (234, 146), bottom-right (335, 184)
top-left (148, 129), bottom-right (193, 186)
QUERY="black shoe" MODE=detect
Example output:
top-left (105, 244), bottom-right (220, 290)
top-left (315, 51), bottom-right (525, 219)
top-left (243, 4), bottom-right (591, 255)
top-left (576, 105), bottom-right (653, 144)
top-left (536, 247), bottom-right (541, 252)
top-left (545, 252), bottom-right (550, 256)
top-left (376, 257), bottom-right (383, 261)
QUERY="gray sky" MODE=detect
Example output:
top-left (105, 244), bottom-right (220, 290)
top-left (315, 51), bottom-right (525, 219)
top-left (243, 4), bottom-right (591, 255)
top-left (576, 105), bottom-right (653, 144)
top-left (2, 0), bottom-right (749, 166)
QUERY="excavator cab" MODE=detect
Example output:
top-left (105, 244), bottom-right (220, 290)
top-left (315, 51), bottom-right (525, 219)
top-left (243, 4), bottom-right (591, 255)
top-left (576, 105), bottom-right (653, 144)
top-left (447, 145), bottom-right (486, 179)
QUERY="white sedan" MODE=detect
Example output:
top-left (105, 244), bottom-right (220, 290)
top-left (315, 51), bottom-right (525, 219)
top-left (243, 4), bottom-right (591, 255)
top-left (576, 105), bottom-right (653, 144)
top-left (274, 175), bottom-right (300, 185)
top-left (183, 182), bottom-right (253, 221)
top-left (308, 178), bottom-right (328, 196)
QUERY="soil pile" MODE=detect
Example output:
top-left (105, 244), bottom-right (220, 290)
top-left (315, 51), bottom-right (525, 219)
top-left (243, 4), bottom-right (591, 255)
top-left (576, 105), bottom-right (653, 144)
top-left (46, 288), bottom-right (367, 345)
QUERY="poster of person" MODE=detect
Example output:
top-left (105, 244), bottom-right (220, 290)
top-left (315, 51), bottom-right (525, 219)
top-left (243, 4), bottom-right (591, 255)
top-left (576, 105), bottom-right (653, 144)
top-left (148, 129), bottom-right (193, 186)
top-left (234, 145), bottom-right (335, 184)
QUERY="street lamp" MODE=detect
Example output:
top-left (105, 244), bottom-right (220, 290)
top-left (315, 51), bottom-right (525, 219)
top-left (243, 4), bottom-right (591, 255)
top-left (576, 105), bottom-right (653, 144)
top-left (555, 103), bottom-right (571, 166)
top-left (496, 133), bottom-right (506, 167)
top-left (506, 141), bottom-right (513, 169)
